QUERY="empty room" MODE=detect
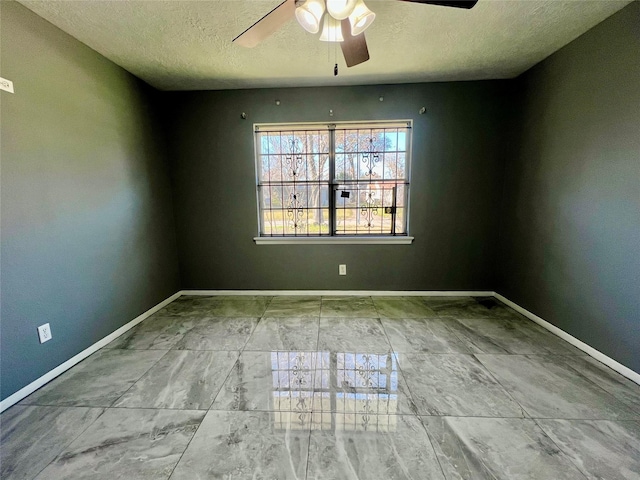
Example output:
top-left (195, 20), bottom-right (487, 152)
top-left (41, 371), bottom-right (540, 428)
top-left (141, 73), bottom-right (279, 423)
top-left (1, 0), bottom-right (639, 478)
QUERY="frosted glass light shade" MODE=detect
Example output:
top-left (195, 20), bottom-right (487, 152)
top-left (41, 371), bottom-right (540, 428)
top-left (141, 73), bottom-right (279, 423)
top-left (319, 14), bottom-right (344, 42)
top-left (295, 0), bottom-right (325, 34)
top-left (349, 0), bottom-right (375, 36)
top-left (326, 0), bottom-right (357, 20)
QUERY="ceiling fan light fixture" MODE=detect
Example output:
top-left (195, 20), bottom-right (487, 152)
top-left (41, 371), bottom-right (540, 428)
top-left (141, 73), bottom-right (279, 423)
top-left (326, 0), bottom-right (357, 20)
top-left (349, 0), bottom-right (375, 36)
top-left (319, 13), bottom-right (344, 42)
top-left (295, 0), bottom-right (325, 34)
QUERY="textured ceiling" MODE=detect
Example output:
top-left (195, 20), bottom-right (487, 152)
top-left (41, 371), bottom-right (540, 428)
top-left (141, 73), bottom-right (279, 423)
top-left (18, 0), bottom-right (632, 91)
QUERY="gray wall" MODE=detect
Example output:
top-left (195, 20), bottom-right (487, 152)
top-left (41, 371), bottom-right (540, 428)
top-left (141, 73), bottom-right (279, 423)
top-left (497, 2), bottom-right (640, 372)
top-left (0, 2), bottom-right (180, 401)
top-left (164, 82), bottom-right (515, 291)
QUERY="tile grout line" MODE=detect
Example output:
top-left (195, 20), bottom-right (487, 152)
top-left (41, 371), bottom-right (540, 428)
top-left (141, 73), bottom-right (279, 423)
top-left (105, 349), bottom-right (173, 409)
top-left (529, 417), bottom-right (591, 480)
top-left (473, 352), bottom-right (640, 419)
top-left (203, 301), bottom-right (268, 411)
top-left (166, 410), bottom-right (208, 480)
top-left (308, 296), bottom-right (322, 475)
top-left (374, 304), bottom-right (423, 418)
top-left (554, 357), bottom-right (640, 414)
top-left (470, 353), bottom-right (532, 419)
top-left (430, 316), bottom-right (477, 355)
top-left (17, 405), bottom-right (108, 480)
top-left (165, 315), bottom-right (250, 477)
top-left (372, 298), bottom-right (450, 480)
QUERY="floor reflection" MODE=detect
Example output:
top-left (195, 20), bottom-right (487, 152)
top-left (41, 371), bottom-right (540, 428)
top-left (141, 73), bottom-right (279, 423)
top-left (271, 351), bottom-right (399, 432)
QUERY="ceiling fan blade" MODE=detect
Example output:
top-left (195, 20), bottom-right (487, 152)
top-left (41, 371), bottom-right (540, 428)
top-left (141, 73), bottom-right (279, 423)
top-left (233, 0), bottom-right (296, 48)
top-left (397, 0), bottom-right (478, 9)
top-left (340, 19), bottom-right (370, 67)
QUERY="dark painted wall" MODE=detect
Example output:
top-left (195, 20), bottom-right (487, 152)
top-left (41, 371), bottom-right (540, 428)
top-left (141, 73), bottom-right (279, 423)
top-left (0, 2), bottom-right (180, 400)
top-left (164, 82), bottom-right (515, 291)
top-left (497, 2), bottom-right (640, 371)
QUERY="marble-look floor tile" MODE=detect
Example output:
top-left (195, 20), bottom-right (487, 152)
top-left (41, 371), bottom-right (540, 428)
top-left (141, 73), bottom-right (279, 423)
top-left (104, 328), bottom-right (162, 350)
top-left (318, 317), bottom-right (392, 353)
top-left (535, 419), bottom-right (640, 480)
top-left (34, 408), bottom-right (204, 480)
top-left (212, 295), bottom-right (273, 306)
top-left (126, 315), bottom-right (202, 349)
top-left (477, 354), bottom-right (639, 420)
top-left (372, 296), bottom-right (437, 318)
top-left (421, 296), bottom-right (474, 310)
top-left (201, 296), bottom-right (272, 317)
top-left (136, 314), bottom-right (201, 334)
top-left (172, 316), bottom-right (258, 350)
top-left (397, 354), bottom-right (524, 417)
top-left (381, 317), bottom-right (471, 353)
top-left (423, 416), bottom-right (586, 479)
top-left (558, 355), bottom-right (640, 414)
top-left (153, 297), bottom-right (217, 317)
top-left (447, 316), bottom-right (582, 355)
top-left (263, 296), bottom-right (322, 317)
top-left (311, 351), bottom-right (419, 416)
top-left (104, 323), bottom-right (183, 350)
top-left (321, 296), bottom-right (378, 318)
top-left (306, 414), bottom-right (444, 480)
top-left (0, 405), bottom-right (104, 480)
top-left (244, 317), bottom-right (319, 351)
top-left (210, 351), bottom-right (317, 412)
top-left (170, 410), bottom-right (310, 480)
top-left (429, 296), bottom-right (520, 320)
top-left (113, 350), bottom-right (238, 410)
top-left (20, 349), bottom-right (166, 407)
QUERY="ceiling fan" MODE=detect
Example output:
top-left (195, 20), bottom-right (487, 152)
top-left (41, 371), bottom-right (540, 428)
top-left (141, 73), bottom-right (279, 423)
top-left (232, 0), bottom-right (478, 70)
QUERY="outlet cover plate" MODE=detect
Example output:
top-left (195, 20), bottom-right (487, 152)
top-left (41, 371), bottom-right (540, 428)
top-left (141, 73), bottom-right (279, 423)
top-left (0, 77), bottom-right (14, 93)
top-left (37, 323), bottom-right (52, 343)
top-left (339, 264), bottom-right (347, 275)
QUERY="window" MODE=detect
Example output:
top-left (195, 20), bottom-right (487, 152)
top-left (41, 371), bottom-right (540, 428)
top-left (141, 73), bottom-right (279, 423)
top-left (254, 121), bottom-right (412, 243)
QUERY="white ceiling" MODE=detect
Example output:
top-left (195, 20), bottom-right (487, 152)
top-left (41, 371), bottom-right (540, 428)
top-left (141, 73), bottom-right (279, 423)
top-left (18, 0), bottom-right (632, 91)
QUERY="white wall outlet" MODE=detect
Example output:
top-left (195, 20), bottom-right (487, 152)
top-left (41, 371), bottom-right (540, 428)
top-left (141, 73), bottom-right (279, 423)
top-left (0, 77), bottom-right (14, 93)
top-left (37, 323), bottom-right (52, 344)
top-left (339, 264), bottom-right (347, 276)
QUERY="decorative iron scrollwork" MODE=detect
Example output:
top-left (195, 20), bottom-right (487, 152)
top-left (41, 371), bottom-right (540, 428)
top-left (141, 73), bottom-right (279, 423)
top-left (361, 136), bottom-right (380, 177)
top-left (285, 138), bottom-right (303, 179)
top-left (356, 354), bottom-right (375, 387)
top-left (287, 192), bottom-right (305, 231)
top-left (291, 353), bottom-right (309, 388)
top-left (360, 191), bottom-right (379, 228)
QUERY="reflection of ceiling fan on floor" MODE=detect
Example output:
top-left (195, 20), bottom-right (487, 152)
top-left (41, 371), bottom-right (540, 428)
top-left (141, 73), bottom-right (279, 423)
top-left (233, 0), bottom-right (478, 71)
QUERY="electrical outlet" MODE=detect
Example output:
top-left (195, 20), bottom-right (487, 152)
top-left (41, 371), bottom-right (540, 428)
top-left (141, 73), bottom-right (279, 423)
top-left (339, 264), bottom-right (347, 276)
top-left (37, 323), bottom-right (52, 344)
top-left (0, 77), bottom-right (14, 94)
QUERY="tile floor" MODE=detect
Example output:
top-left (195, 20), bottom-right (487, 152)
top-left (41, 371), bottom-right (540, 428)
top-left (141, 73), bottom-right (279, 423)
top-left (1, 295), bottom-right (639, 479)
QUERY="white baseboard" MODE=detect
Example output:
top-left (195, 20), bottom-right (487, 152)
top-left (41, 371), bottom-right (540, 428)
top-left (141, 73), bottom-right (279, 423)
top-left (494, 293), bottom-right (640, 385)
top-left (180, 290), bottom-right (495, 297)
top-left (0, 291), bottom-right (181, 413)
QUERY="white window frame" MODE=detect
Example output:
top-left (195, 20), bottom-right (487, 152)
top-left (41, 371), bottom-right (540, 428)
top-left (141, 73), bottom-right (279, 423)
top-left (253, 120), bottom-right (414, 245)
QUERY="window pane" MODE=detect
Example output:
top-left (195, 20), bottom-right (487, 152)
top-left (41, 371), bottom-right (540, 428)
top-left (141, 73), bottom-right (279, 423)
top-left (256, 123), bottom-right (410, 237)
top-left (395, 208), bottom-right (406, 234)
top-left (335, 184), bottom-right (388, 235)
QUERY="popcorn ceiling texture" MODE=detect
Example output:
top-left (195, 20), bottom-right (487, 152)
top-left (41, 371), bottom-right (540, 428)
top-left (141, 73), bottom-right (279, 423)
top-left (18, 0), bottom-right (631, 91)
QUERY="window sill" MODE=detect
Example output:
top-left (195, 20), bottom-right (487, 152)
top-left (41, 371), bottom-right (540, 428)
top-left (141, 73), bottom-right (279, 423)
top-left (253, 236), bottom-right (414, 245)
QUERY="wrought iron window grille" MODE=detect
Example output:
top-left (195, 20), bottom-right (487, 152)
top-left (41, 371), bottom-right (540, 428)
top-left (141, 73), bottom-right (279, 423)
top-left (255, 121), bottom-right (412, 238)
